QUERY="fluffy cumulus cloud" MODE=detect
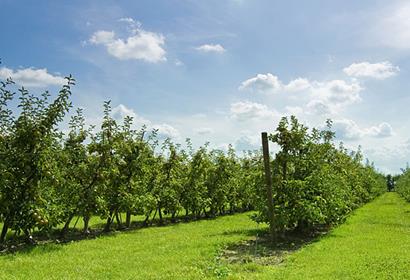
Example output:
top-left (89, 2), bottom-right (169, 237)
top-left (195, 44), bottom-right (226, 53)
top-left (306, 99), bottom-right (332, 115)
top-left (153, 123), bottom-right (180, 139)
top-left (230, 101), bottom-right (277, 121)
top-left (238, 71), bottom-right (366, 117)
top-left (366, 122), bottom-right (394, 138)
top-left (284, 78), bottom-right (311, 92)
top-left (90, 31), bottom-right (115, 45)
top-left (239, 73), bottom-right (361, 104)
top-left (0, 67), bottom-right (65, 87)
top-left (333, 119), bottom-right (394, 140)
top-left (332, 119), bottom-right (365, 140)
top-left (239, 73), bottom-right (282, 92)
top-left (282, 79), bottom-right (363, 116)
top-left (312, 79), bottom-right (362, 107)
top-left (89, 18), bottom-right (166, 62)
top-left (111, 104), bottom-right (180, 139)
top-left (111, 104), bottom-right (151, 126)
top-left (343, 61), bottom-right (399, 79)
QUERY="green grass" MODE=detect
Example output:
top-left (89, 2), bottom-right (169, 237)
top-left (0, 212), bottom-right (264, 279)
top-left (227, 192), bottom-right (410, 279)
top-left (0, 193), bottom-right (409, 279)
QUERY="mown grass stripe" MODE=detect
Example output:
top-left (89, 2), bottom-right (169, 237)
top-left (0, 193), bottom-right (408, 279)
top-left (228, 192), bottom-right (410, 279)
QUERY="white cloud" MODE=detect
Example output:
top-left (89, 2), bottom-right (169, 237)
top-left (238, 74), bottom-right (361, 106)
top-left (306, 99), bottom-right (332, 115)
top-left (230, 101), bottom-right (277, 121)
top-left (366, 122), bottom-right (394, 138)
top-left (285, 106), bottom-right (304, 116)
top-left (238, 72), bottom-right (364, 116)
top-left (375, 2), bottom-right (410, 49)
top-left (194, 127), bottom-right (214, 135)
top-left (333, 119), bottom-right (364, 140)
top-left (284, 78), bottom-right (311, 92)
top-left (364, 143), bottom-right (409, 174)
top-left (235, 135), bottom-right (259, 151)
top-left (89, 19), bottom-right (166, 63)
top-left (333, 119), bottom-right (394, 140)
top-left (111, 104), bottom-right (180, 139)
top-left (175, 59), bottom-right (184, 66)
top-left (239, 73), bottom-right (282, 93)
top-left (118, 17), bottom-right (138, 25)
top-left (111, 104), bottom-right (151, 126)
top-left (196, 44), bottom-right (226, 53)
top-left (153, 123), bottom-right (180, 139)
top-left (0, 67), bottom-right (66, 88)
top-left (90, 31), bottom-right (115, 45)
top-left (314, 80), bottom-right (362, 105)
top-left (343, 61), bottom-right (399, 79)
top-left (238, 70), bottom-right (367, 118)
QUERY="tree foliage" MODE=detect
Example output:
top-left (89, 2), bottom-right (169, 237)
top-left (396, 168), bottom-right (410, 201)
top-left (0, 76), bottom-right (386, 244)
top-left (253, 116), bottom-right (386, 234)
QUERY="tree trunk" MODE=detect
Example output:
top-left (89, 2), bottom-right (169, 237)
top-left (150, 208), bottom-right (158, 226)
top-left (104, 211), bottom-right (114, 232)
top-left (0, 220), bottom-right (9, 243)
top-left (262, 132), bottom-right (275, 238)
top-left (61, 214), bottom-right (74, 237)
top-left (83, 215), bottom-right (90, 235)
top-left (143, 210), bottom-right (152, 227)
top-left (125, 211), bottom-right (132, 228)
top-left (158, 206), bottom-right (163, 225)
top-left (115, 211), bottom-right (123, 229)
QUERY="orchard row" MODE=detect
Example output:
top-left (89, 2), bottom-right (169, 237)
top-left (0, 76), bottom-right (385, 244)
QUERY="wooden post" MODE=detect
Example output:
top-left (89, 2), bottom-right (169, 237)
top-left (261, 132), bottom-right (275, 236)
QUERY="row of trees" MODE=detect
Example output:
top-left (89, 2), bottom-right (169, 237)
top-left (255, 116), bottom-right (386, 234)
top-left (0, 77), bottom-right (264, 243)
top-left (395, 168), bottom-right (410, 201)
top-left (0, 75), bottom-right (385, 244)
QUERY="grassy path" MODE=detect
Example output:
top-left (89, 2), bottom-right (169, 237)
top-left (0, 192), bottom-right (409, 279)
top-left (230, 192), bottom-right (410, 279)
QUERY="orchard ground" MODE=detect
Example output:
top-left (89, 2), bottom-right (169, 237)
top-left (0, 192), bottom-right (409, 279)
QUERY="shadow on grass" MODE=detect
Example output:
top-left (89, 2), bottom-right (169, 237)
top-left (0, 210), bottom-right (248, 255)
top-left (220, 227), bottom-right (329, 266)
top-left (0, 227), bottom-right (122, 256)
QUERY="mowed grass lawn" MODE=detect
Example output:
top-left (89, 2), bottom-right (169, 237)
top-left (0, 212), bottom-right (263, 279)
top-left (229, 192), bottom-right (410, 279)
top-left (0, 192), bottom-right (409, 279)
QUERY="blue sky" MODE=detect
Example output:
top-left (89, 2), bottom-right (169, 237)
top-left (1, 0), bottom-right (410, 173)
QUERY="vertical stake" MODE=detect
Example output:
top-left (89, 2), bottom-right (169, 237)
top-left (261, 132), bottom-right (275, 236)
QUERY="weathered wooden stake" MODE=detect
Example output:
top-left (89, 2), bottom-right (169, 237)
top-left (261, 132), bottom-right (275, 236)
